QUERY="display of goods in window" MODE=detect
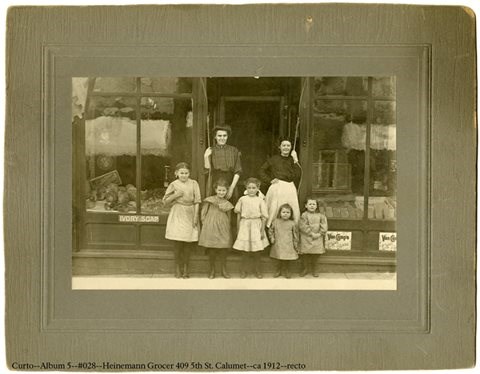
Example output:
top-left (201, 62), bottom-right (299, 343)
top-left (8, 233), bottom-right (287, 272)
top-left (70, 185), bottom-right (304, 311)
top-left (318, 199), bottom-right (363, 220)
top-left (89, 170), bottom-right (122, 191)
top-left (141, 188), bottom-right (171, 215)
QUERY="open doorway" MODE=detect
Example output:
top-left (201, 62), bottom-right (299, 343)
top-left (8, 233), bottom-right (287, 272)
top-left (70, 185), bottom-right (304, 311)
top-left (207, 77), bottom-right (301, 194)
top-left (221, 98), bottom-right (283, 192)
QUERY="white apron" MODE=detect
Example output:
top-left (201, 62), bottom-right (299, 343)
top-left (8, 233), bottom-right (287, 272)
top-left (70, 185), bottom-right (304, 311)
top-left (265, 180), bottom-right (300, 226)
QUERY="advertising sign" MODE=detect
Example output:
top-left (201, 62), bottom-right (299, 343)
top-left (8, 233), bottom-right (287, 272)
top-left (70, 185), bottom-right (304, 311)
top-left (379, 232), bottom-right (397, 251)
top-left (325, 231), bottom-right (352, 251)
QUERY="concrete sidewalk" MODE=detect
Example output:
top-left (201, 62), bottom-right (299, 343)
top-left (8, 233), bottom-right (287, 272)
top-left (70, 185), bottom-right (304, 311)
top-left (72, 272), bottom-right (396, 290)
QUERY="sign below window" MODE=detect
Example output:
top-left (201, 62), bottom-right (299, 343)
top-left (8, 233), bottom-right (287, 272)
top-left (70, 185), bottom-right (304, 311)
top-left (379, 232), bottom-right (397, 251)
top-left (325, 231), bottom-right (352, 251)
top-left (119, 215), bottom-right (159, 223)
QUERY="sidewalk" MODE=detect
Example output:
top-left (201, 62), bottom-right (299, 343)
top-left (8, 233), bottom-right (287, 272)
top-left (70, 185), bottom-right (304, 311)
top-left (72, 272), bottom-right (396, 290)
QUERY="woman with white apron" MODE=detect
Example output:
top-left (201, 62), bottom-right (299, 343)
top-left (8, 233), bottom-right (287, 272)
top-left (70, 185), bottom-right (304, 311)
top-left (259, 138), bottom-right (301, 227)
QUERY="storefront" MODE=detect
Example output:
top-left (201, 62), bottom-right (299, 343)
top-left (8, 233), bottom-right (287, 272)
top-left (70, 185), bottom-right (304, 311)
top-left (72, 76), bottom-right (396, 275)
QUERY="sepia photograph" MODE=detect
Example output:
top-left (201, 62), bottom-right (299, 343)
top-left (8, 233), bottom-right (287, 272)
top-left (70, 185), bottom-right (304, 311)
top-left (72, 76), bottom-right (397, 290)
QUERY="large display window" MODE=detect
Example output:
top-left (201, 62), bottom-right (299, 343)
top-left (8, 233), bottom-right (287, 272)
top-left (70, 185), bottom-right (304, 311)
top-left (83, 77), bottom-right (194, 216)
top-left (73, 77), bottom-right (206, 252)
top-left (304, 76), bottom-right (396, 253)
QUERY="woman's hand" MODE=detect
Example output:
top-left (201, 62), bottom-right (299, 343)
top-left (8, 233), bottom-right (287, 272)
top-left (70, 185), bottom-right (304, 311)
top-left (204, 147), bottom-right (212, 169)
top-left (290, 150), bottom-right (299, 163)
top-left (271, 178), bottom-right (279, 184)
top-left (193, 216), bottom-right (199, 229)
top-left (226, 187), bottom-right (234, 200)
top-left (204, 147), bottom-right (212, 158)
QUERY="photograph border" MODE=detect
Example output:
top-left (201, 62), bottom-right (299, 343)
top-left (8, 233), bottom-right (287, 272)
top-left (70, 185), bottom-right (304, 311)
top-left (46, 44), bottom-right (424, 333)
top-left (5, 4), bottom-right (475, 370)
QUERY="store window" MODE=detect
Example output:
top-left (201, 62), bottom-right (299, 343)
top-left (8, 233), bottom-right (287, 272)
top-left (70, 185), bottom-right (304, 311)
top-left (82, 77), bottom-right (194, 216)
top-left (310, 77), bottom-right (396, 223)
top-left (370, 78), bottom-right (396, 221)
top-left (140, 96), bottom-right (193, 214)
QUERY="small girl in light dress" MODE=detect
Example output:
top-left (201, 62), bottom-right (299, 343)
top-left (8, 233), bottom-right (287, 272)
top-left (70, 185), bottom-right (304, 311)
top-left (163, 162), bottom-right (201, 279)
top-left (233, 178), bottom-right (269, 278)
top-left (198, 179), bottom-right (234, 279)
top-left (268, 203), bottom-right (299, 279)
top-left (298, 197), bottom-right (328, 277)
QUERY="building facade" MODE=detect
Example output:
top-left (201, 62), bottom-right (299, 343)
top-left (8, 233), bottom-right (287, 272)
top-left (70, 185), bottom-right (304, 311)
top-left (72, 76), bottom-right (396, 275)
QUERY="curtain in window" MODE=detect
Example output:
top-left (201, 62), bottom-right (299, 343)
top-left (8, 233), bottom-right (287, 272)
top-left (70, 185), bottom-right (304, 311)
top-left (72, 77), bottom-right (89, 120)
top-left (341, 122), bottom-right (396, 151)
top-left (85, 116), bottom-right (171, 156)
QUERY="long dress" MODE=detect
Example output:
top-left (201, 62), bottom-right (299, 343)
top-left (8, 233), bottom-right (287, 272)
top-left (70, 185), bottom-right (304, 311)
top-left (164, 179), bottom-right (201, 242)
top-left (198, 196), bottom-right (234, 248)
top-left (298, 212), bottom-right (328, 254)
top-left (259, 154), bottom-right (301, 226)
top-left (268, 219), bottom-right (299, 260)
top-left (233, 195), bottom-right (269, 252)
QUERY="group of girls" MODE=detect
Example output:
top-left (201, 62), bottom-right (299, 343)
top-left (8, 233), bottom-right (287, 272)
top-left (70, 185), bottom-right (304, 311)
top-left (269, 198), bottom-right (329, 278)
top-left (163, 130), bottom-right (328, 279)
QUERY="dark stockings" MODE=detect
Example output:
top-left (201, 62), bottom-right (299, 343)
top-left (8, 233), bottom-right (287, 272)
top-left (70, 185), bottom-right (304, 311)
top-left (241, 251), bottom-right (262, 279)
top-left (207, 249), bottom-right (230, 279)
top-left (299, 254), bottom-right (319, 277)
top-left (173, 241), bottom-right (191, 278)
top-left (274, 260), bottom-right (292, 279)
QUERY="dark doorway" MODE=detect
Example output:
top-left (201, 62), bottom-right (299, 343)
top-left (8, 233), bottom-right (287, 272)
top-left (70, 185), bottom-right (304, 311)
top-left (221, 98), bottom-right (283, 192)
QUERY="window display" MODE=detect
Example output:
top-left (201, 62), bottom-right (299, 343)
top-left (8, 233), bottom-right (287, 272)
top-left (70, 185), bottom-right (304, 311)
top-left (311, 76), bottom-right (396, 222)
top-left (82, 77), bottom-right (194, 216)
top-left (311, 99), bottom-right (366, 220)
top-left (369, 100), bottom-right (396, 220)
top-left (140, 97), bottom-right (193, 214)
top-left (85, 96), bottom-right (138, 214)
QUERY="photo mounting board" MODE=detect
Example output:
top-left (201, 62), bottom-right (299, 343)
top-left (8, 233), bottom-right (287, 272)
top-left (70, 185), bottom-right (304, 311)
top-left (4, 4), bottom-right (476, 370)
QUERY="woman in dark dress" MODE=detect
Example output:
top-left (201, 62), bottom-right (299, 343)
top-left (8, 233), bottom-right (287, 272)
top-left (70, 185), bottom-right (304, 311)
top-left (204, 125), bottom-right (242, 201)
top-left (259, 138), bottom-right (301, 227)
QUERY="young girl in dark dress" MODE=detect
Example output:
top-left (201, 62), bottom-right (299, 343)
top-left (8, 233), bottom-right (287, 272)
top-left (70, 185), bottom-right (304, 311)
top-left (198, 179), bottom-right (234, 279)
